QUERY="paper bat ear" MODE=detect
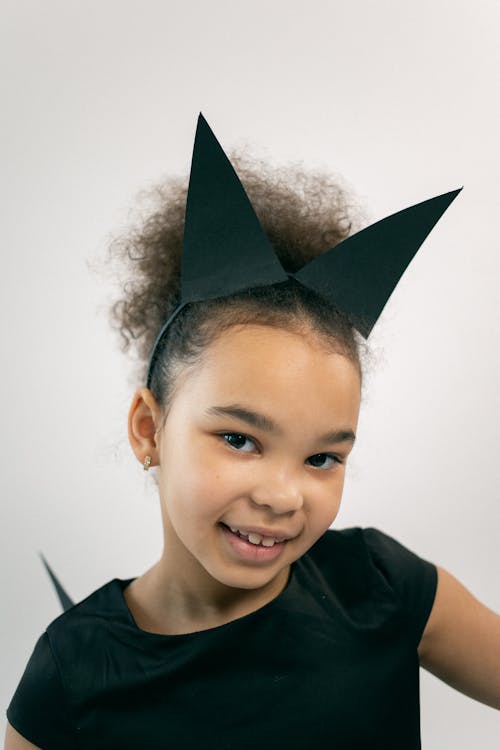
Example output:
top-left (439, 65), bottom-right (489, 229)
top-left (294, 187), bottom-right (462, 337)
top-left (145, 114), bottom-right (462, 388)
top-left (181, 113), bottom-right (288, 303)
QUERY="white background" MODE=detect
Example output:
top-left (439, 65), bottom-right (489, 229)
top-left (1, 0), bottom-right (499, 745)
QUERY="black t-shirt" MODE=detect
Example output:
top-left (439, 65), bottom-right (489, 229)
top-left (6, 526), bottom-right (437, 749)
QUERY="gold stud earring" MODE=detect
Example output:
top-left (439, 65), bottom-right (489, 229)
top-left (143, 455), bottom-right (152, 471)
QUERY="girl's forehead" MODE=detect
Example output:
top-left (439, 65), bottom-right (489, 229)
top-left (182, 325), bottom-right (361, 413)
top-left (205, 324), bottom-right (346, 364)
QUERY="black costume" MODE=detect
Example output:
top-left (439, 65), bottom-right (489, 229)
top-left (7, 115), bottom-right (458, 747)
top-left (7, 527), bottom-right (437, 749)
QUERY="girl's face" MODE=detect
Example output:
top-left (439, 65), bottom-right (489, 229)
top-left (149, 324), bottom-right (361, 610)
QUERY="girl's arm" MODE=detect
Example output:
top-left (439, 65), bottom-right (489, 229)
top-left (3, 722), bottom-right (42, 750)
top-left (417, 565), bottom-right (500, 710)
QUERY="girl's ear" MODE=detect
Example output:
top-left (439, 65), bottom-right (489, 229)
top-left (128, 387), bottom-right (163, 468)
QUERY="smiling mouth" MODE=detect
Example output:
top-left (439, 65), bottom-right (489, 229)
top-left (219, 522), bottom-right (288, 546)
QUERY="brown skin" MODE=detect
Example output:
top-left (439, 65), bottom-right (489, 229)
top-left (125, 324), bottom-right (361, 635)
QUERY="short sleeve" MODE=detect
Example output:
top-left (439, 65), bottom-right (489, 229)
top-left (362, 527), bottom-right (438, 648)
top-left (6, 631), bottom-right (77, 749)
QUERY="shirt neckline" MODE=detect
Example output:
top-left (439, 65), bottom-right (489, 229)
top-left (115, 560), bottom-right (299, 640)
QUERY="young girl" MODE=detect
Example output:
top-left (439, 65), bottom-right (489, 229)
top-left (5, 115), bottom-right (500, 749)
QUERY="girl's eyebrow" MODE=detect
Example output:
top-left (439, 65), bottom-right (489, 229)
top-left (205, 404), bottom-right (356, 445)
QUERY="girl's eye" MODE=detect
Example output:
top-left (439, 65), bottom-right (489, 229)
top-left (220, 432), bottom-right (256, 453)
top-left (306, 453), bottom-right (341, 470)
top-left (219, 432), bottom-right (342, 470)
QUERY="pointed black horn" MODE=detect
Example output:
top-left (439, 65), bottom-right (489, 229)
top-left (181, 113), bottom-right (288, 303)
top-left (294, 188), bottom-right (462, 337)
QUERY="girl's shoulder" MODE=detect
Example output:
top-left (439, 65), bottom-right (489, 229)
top-left (6, 577), bottom-right (134, 748)
top-left (305, 526), bottom-right (437, 643)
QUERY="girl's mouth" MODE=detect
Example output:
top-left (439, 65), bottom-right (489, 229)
top-left (218, 523), bottom-right (287, 563)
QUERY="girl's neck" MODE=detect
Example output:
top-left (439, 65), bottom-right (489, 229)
top-left (122, 561), bottom-right (291, 636)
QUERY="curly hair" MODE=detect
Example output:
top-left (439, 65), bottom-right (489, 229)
top-left (101, 151), bottom-right (369, 429)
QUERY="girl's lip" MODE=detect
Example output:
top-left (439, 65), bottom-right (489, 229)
top-left (219, 523), bottom-right (287, 562)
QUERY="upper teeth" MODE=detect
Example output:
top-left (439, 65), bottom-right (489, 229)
top-left (228, 526), bottom-right (286, 546)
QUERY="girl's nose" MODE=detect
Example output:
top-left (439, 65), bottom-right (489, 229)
top-left (250, 469), bottom-right (304, 514)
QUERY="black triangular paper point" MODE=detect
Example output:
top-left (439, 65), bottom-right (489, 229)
top-left (38, 551), bottom-right (74, 612)
top-left (181, 114), bottom-right (288, 303)
top-left (294, 187), bottom-right (462, 337)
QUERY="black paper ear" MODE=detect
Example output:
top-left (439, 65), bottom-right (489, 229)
top-left (181, 113), bottom-right (289, 303)
top-left (145, 113), bottom-right (462, 388)
top-left (182, 114), bottom-right (461, 335)
top-left (294, 187), bottom-right (462, 337)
